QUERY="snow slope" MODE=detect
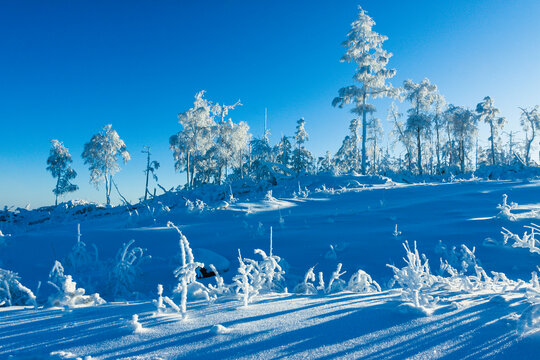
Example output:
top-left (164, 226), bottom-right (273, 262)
top-left (0, 177), bottom-right (539, 359)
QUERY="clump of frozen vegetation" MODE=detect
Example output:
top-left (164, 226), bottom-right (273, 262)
top-left (185, 198), bottom-right (208, 213)
top-left (253, 227), bottom-right (286, 292)
top-left (327, 263), bottom-right (347, 293)
top-left (0, 268), bottom-right (37, 307)
top-left (518, 270), bottom-right (540, 335)
top-left (108, 240), bottom-right (149, 299)
top-left (293, 266), bottom-right (317, 295)
top-left (64, 224), bottom-right (100, 290)
top-left (387, 241), bottom-right (439, 314)
top-left (497, 194), bottom-right (518, 221)
top-left (501, 223), bottom-right (540, 254)
top-left (347, 269), bottom-right (381, 293)
top-left (48, 261), bottom-right (105, 308)
top-left (233, 250), bottom-right (261, 306)
top-left (207, 264), bottom-right (231, 297)
top-left (168, 221), bottom-right (206, 315)
top-left (293, 182), bottom-right (310, 199)
top-left (153, 284), bottom-right (180, 314)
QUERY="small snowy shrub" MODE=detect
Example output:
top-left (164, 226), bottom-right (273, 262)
top-left (64, 224), bottom-right (100, 290)
top-left (109, 239), bottom-right (150, 299)
top-left (253, 227), bottom-right (286, 292)
top-left (387, 241), bottom-right (439, 311)
top-left (207, 264), bottom-right (231, 297)
top-left (186, 199), bottom-right (208, 213)
top-left (501, 223), bottom-right (540, 254)
top-left (497, 194), bottom-right (518, 221)
top-left (130, 314), bottom-right (146, 333)
top-left (293, 266), bottom-right (317, 295)
top-left (293, 182), bottom-right (310, 199)
top-left (518, 271), bottom-right (540, 335)
top-left (327, 263), bottom-right (347, 293)
top-left (153, 284), bottom-right (181, 314)
top-left (233, 250), bottom-right (262, 306)
top-left (347, 269), bottom-right (381, 293)
top-left (0, 268), bottom-right (37, 307)
top-left (48, 261), bottom-right (105, 308)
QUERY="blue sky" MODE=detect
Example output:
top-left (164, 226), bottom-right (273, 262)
top-left (1, 0), bottom-right (539, 208)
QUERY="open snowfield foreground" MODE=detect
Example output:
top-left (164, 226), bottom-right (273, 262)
top-left (1, 177), bottom-right (539, 359)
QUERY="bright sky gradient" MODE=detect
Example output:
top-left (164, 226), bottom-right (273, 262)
top-left (1, 0), bottom-right (539, 208)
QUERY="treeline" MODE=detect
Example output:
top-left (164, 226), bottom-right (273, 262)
top-left (45, 6), bottom-right (540, 206)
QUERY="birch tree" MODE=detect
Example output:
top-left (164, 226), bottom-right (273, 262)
top-left (82, 124), bottom-right (130, 206)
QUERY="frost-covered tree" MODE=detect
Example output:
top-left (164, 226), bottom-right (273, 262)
top-left (274, 135), bottom-right (293, 169)
top-left (47, 140), bottom-right (78, 205)
top-left (333, 6), bottom-right (397, 175)
top-left (170, 91), bottom-right (216, 189)
top-left (317, 151), bottom-right (334, 173)
top-left (404, 79), bottom-right (438, 175)
top-left (229, 120), bottom-right (251, 179)
top-left (445, 105), bottom-right (478, 173)
top-left (476, 97), bottom-right (506, 166)
top-left (388, 103), bottom-right (413, 172)
top-left (335, 117), bottom-right (364, 173)
top-left (519, 106), bottom-right (540, 166)
top-left (82, 124), bottom-right (130, 206)
top-left (292, 118), bottom-right (314, 174)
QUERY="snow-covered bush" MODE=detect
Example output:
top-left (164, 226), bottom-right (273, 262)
top-left (207, 264), bottom-right (231, 297)
top-left (327, 263), bottom-right (347, 293)
top-left (233, 250), bottom-right (262, 306)
top-left (293, 266), bottom-right (317, 295)
top-left (185, 198), bottom-right (208, 213)
top-left (501, 223), bottom-right (540, 254)
top-left (293, 182), bottom-right (310, 199)
top-left (168, 221), bottom-right (205, 315)
top-left (0, 268), bottom-right (37, 307)
top-left (48, 261), bottom-right (105, 308)
top-left (387, 241), bottom-right (439, 312)
top-left (108, 240), bottom-right (149, 299)
top-left (64, 224), bottom-right (100, 290)
top-left (497, 194), bottom-right (518, 221)
top-left (518, 271), bottom-right (540, 335)
top-left (253, 228), bottom-right (286, 292)
top-left (347, 269), bottom-right (381, 293)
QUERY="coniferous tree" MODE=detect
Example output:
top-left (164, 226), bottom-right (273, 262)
top-left (333, 6), bottom-right (397, 175)
top-left (292, 118), bottom-right (314, 174)
top-left (47, 140), bottom-right (78, 205)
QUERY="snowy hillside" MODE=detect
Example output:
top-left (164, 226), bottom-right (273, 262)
top-left (1, 176), bottom-right (539, 359)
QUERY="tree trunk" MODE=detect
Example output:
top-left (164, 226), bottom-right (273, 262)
top-left (416, 128), bottom-right (422, 175)
top-left (361, 94), bottom-right (367, 175)
top-left (490, 123), bottom-right (496, 166)
top-left (460, 140), bottom-right (465, 173)
top-left (435, 125), bottom-right (441, 174)
top-left (186, 152), bottom-right (191, 189)
top-left (55, 176), bottom-right (60, 206)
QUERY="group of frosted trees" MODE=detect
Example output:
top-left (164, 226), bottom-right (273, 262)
top-left (45, 6), bottom-right (540, 205)
top-left (331, 6), bottom-right (540, 176)
top-left (169, 91), bottom-right (315, 188)
top-left (47, 124), bottom-right (131, 206)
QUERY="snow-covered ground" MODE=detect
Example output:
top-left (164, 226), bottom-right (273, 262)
top-left (1, 176), bottom-right (539, 359)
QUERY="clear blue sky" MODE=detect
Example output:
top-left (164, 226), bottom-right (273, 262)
top-left (1, 0), bottom-right (539, 208)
